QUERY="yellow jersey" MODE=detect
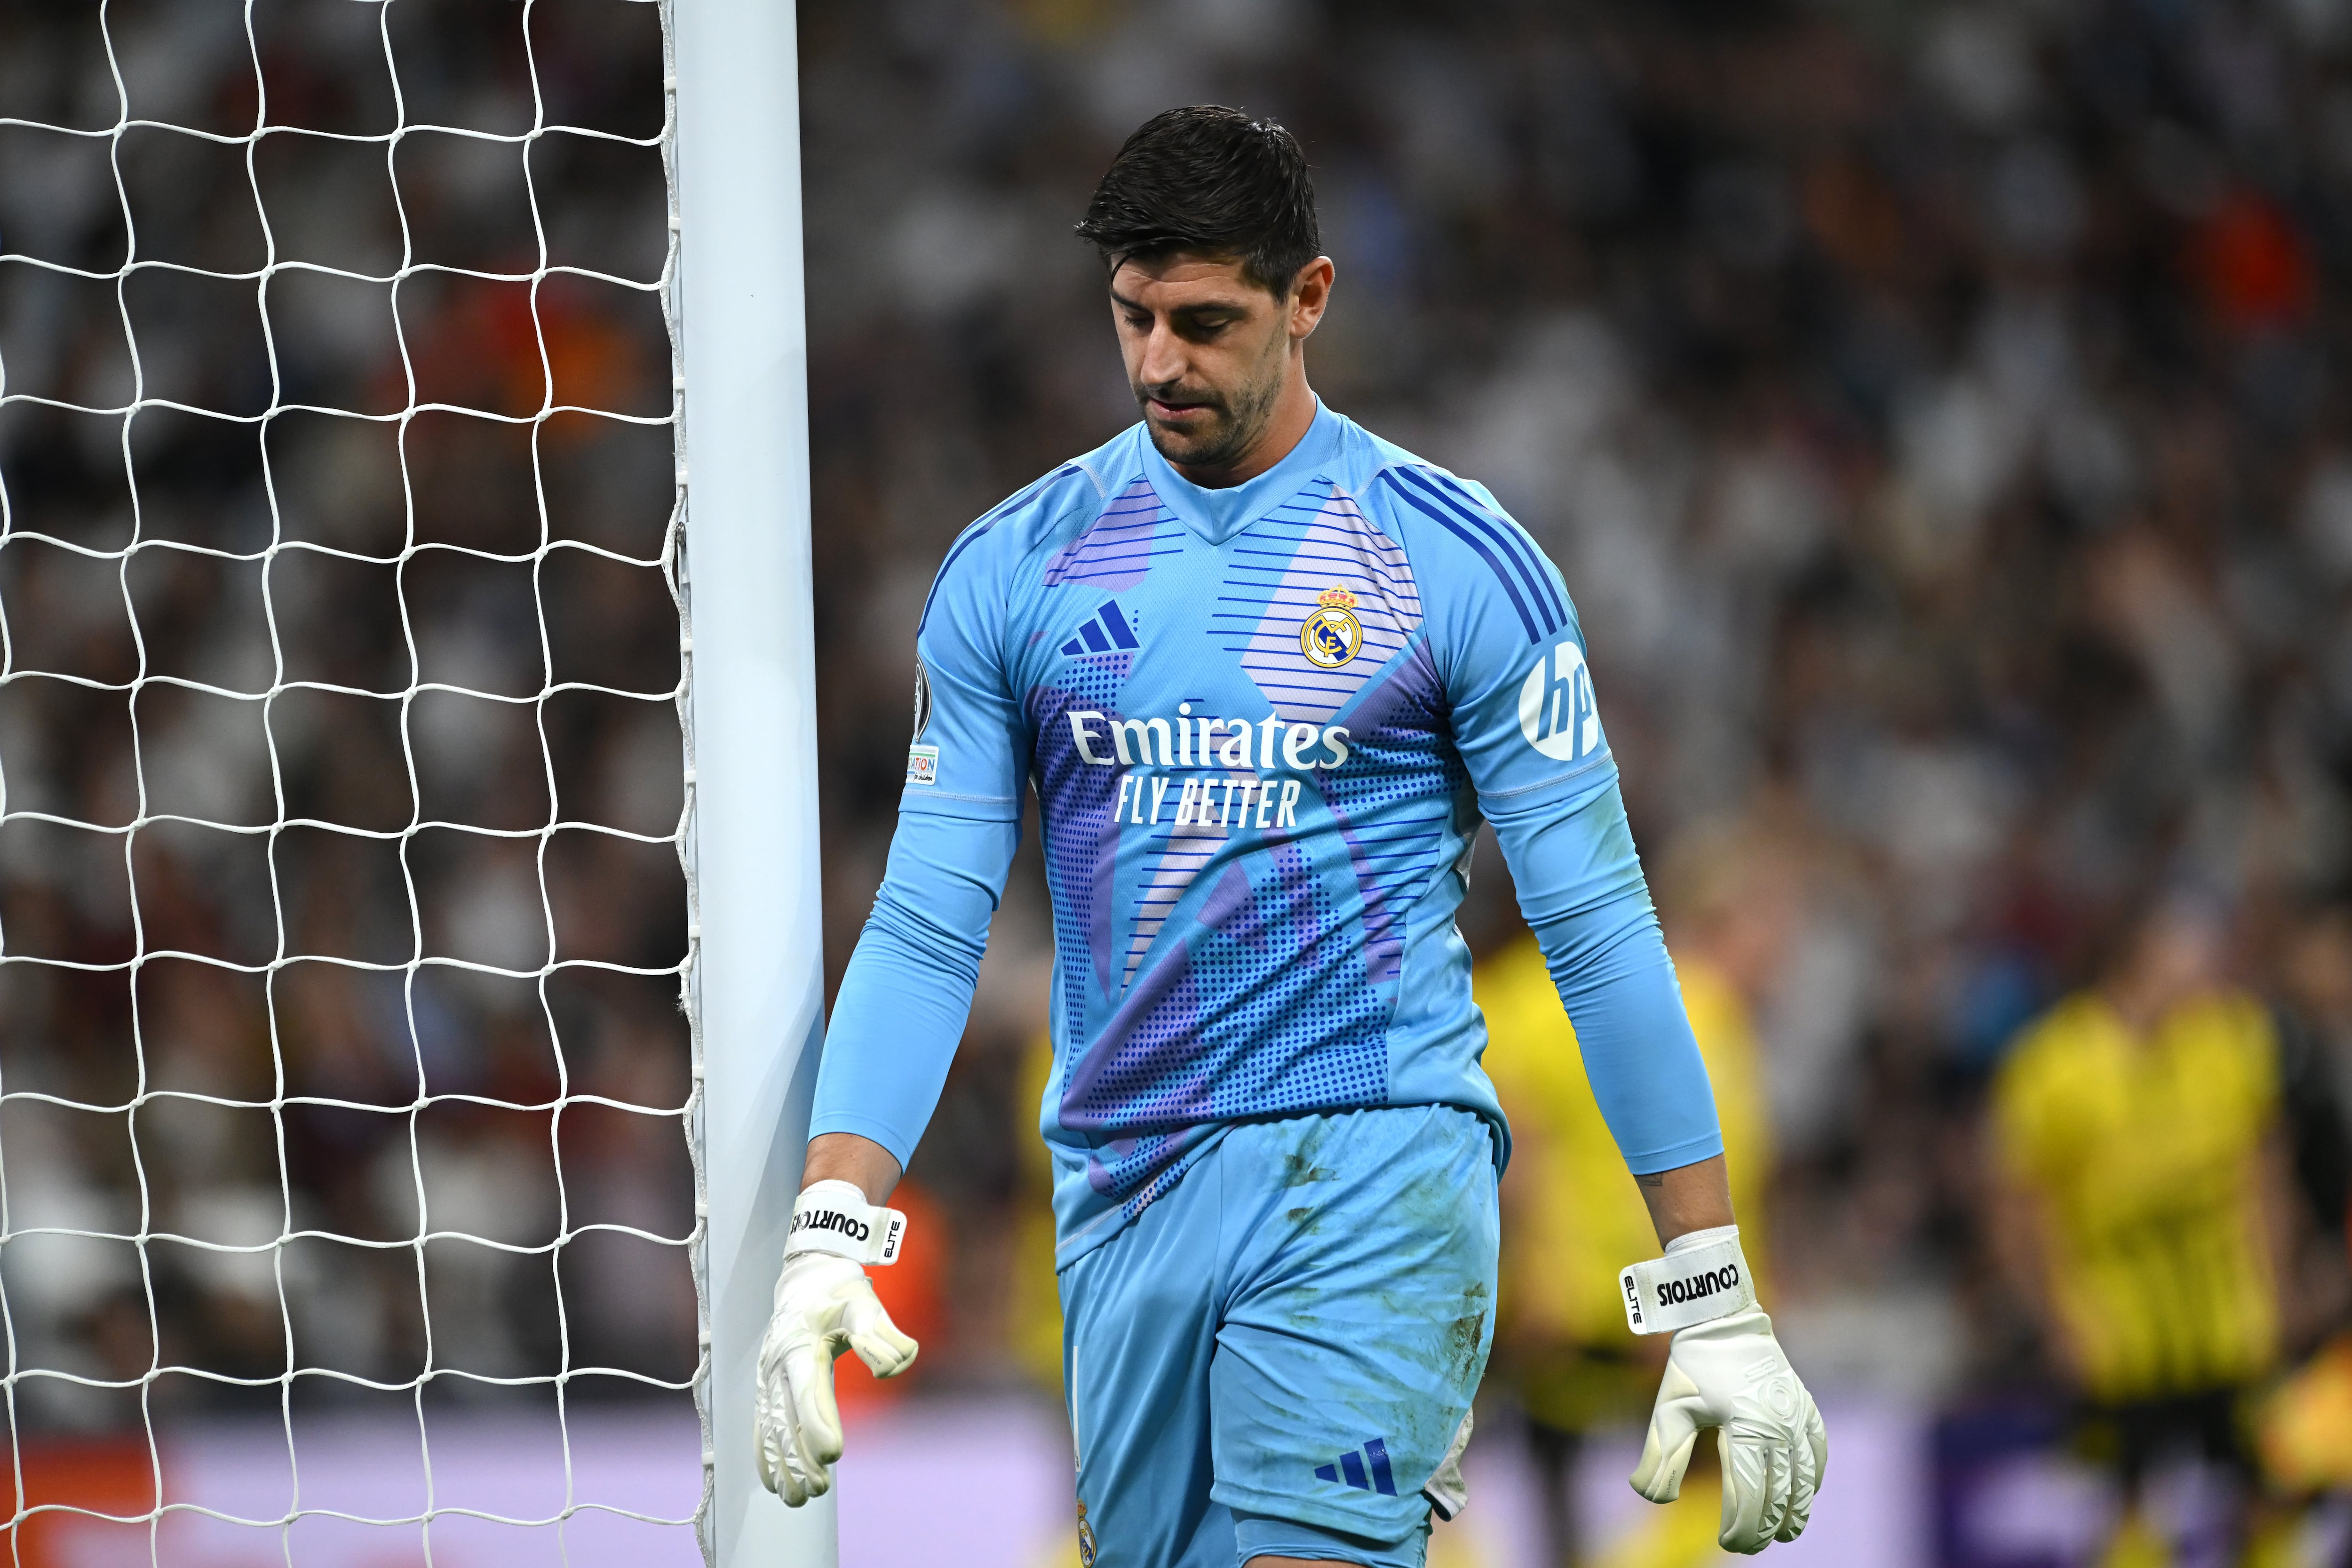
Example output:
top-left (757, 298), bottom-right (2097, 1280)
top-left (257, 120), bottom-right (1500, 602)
top-left (1009, 1034), bottom-right (1069, 1395)
top-left (1994, 989), bottom-right (2280, 1402)
top-left (1476, 934), bottom-right (1767, 1429)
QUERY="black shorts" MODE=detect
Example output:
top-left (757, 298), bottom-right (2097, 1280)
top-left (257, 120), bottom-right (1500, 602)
top-left (2074, 1386), bottom-right (2254, 1489)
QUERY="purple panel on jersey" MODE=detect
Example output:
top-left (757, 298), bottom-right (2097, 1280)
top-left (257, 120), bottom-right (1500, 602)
top-left (1028, 664), bottom-right (1129, 1013)
top-left (1041, 478), bottom-right (1180, 590)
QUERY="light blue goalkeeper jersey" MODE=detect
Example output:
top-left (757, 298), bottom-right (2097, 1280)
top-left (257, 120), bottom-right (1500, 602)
top-left (812, 402), bottom-right (1721, 1265)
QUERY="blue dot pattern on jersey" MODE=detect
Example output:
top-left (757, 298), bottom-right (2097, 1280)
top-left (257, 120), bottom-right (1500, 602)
top-left (1062, 841), bottom-right (1389, 1204)
top-left (1041, 477), bottom-right (1182, 591)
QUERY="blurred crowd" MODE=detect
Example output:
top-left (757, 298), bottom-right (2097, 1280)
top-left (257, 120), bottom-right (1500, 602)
top-left (0, 0), bottom-right (695, 1436)
top-left (10, 0), bottom-right (2352, 1560)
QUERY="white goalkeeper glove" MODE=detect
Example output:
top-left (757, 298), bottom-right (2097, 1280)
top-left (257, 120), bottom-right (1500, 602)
top-left (754, 1180), bottom-right (918, 1505)
top-left (1620, 1226), bottom-right (1828, 1554)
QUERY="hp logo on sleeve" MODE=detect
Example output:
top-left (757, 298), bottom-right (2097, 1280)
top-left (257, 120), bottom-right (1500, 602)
top-left (1518, 639), bottom-right (1603, 761)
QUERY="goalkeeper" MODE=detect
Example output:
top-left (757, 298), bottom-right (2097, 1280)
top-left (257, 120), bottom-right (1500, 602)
top-left (756, 106), bottom-right (1826, 1568)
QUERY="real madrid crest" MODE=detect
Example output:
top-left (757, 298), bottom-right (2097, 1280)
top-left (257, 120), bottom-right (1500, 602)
top-left (1077, 1500), bottom-right (1098, 1567)
top-left (1301, 586), bottom-right (1363, 669)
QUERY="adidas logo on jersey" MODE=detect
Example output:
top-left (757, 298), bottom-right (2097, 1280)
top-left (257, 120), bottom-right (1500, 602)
top-left (1314, 1437), bottom-right (1399, 1496)
top-left (1060, 602), bottom-right (1140, 656)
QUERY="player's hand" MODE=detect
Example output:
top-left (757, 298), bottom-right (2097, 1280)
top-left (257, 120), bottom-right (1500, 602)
top-left (1630, 1306), bottom-right (1827, 1553)
top-left (753, 1251), bottom-right (919, 1504)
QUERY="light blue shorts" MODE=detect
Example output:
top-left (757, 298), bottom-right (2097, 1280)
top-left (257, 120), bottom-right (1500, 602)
top-left (1060, 1104), bottom-right (1500, 1568)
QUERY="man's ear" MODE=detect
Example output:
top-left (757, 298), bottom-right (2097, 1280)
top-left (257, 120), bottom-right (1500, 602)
top-left (1290, 256), bottom-right (1335, 340)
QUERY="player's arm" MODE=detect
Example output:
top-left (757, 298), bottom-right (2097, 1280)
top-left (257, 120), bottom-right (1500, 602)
top-left (1406, 467), bottom-right (1825, 1553)
top-left (1636, 1152), bottom-right (1735, 1244)
top-left (801, 1129), bottom-right (906, 1201)
top-left (1475, 758), bottom-right (1825, 1552)
top-left (755, 528), bottom-right (1027, 1508)
top-left (1986, 1165), bottom-right (2086, 1383)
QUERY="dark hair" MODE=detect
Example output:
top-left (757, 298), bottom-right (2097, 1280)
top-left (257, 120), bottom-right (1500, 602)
top-left (1076, 106), bottom-right (1321, 297)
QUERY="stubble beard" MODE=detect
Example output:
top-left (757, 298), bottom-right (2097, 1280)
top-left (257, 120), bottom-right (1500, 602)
top-left (1135, 342), bottom-right (1286, 474)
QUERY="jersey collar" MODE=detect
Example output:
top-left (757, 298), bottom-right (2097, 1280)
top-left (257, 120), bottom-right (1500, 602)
top-left (1134, 398), bottom-right (1342, 546)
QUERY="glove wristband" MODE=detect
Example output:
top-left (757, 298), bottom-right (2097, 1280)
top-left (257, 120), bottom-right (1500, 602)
top-left (786, 1179), bottom-right (906, 1266)
top-left (1619, 1223), bottom-right (1754, 1336)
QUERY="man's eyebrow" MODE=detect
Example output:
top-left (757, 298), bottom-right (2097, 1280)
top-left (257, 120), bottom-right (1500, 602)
top-left (1107, 287), bottom-right (1253, 316)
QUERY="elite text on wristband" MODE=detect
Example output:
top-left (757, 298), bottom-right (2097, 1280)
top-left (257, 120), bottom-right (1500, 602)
top-left (1618, 1224), bottom-right (1755, 1336)
top-left (786, 1179), bottom-right (907, 1266)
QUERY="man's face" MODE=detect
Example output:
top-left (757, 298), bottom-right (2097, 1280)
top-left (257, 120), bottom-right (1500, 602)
top-left (1109, 253), bottom-right (1301, 472)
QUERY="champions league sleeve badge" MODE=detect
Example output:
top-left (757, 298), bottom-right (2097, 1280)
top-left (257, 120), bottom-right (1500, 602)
top-left (905, 660), bottom-right (940, 784)
top-left (1301, 586), bottom-right (1364, 669)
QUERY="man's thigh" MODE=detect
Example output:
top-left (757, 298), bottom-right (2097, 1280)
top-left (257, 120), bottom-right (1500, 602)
top-left (1209, 1106), bottom-right (1500, 1560)
top-left (1062, 1154), bottom-right (1235, 1568)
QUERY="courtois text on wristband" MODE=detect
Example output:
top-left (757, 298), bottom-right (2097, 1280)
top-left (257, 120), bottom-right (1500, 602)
top-left (1619, 1224), bottom-right (1755, 1336)
top-left (786, 1179), bottom-right (907, 1267)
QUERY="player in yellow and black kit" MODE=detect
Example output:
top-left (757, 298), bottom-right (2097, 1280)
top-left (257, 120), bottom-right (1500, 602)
top-left (1478, 825), bottom-right (1786, 1568)
top-left (1991, 899), bottom-right (2291, 1567)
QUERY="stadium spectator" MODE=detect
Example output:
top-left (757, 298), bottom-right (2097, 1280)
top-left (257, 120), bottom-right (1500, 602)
top-left (1990, 897), bottom-right (2294, 1564)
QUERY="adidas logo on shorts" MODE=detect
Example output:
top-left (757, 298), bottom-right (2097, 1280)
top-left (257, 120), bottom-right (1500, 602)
top-left (1313, 1437), bottom-right (1398, 1496)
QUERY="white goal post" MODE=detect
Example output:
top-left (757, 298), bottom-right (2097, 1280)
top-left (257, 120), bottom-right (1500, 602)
top-left (671, 0), bottom-right (833, 1563)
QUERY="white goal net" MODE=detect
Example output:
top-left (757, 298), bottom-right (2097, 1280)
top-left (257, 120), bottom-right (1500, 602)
top-left (0, 0), bottom-right (709, 1561)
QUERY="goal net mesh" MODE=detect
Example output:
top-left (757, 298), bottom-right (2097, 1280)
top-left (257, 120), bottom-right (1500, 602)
top-left (0, 0), bottom-right (707, 1560)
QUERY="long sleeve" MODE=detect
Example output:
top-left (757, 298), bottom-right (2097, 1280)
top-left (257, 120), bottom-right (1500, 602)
top-left (1487, 778), bottom-right (1722, 1173)
top-left (807, 500), bottom-right (1031, 1167)
top-left (810, 810), bottom-right (1020, 1165)
top-left (1397, 462), bottom-right (1723, 1174)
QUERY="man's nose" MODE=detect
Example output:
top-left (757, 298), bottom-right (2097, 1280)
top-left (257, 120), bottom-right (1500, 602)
top-left (1138, 321), bottom-right (1187, 388)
